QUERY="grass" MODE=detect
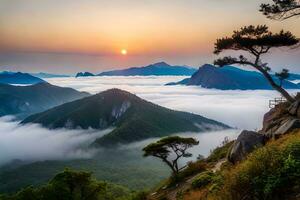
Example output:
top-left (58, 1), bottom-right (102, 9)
top-left (183, 130), bottom-right (300, 200)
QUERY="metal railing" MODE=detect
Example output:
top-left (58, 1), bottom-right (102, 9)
top-left (269, 97), bottom-right (286, 108)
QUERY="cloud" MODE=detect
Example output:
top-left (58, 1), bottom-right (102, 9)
top-left (46, 76), bottom-right (299, 130)
top-left (0, 116), bottom-right (112, 166)
top-left (118, 129), bottom-right (240, 157)
top-left (2, 76), bottom-right (298, 166)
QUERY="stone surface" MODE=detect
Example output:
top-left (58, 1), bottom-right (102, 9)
top-left (273, 118), bottom-right (300, 136)
top-left (288, 100), bottom-right (300, 116)
top-left (228, 130), bottom-right (265, 164)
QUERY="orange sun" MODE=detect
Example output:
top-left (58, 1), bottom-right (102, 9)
top-left (121, 49), bottom-right (127, 55)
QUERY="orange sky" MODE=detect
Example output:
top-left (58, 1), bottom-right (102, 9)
top-left (0, 0), bottom-right (300, 73)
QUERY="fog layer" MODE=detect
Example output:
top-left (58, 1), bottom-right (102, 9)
top-left (0, 116), bottom-right (111, 166)
top-left (47, 76), bottom-right (299, 129)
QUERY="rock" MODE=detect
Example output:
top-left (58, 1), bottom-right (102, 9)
top-left (273, 118), bottom-right (300, 136)
top-left (228, 130), bottom-right (265, 164)
top-left (288, 100), bottom-right (300, 116)
top-left (262, 108), bottom-right (276, 132)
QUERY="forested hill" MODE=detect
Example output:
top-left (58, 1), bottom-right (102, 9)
top-left (22, 88), bottom-right (229, 146)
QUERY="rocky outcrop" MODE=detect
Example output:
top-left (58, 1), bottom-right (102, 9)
top-left (261, 98), bottom-right (300, 138)
top-left (228, 130), bottom-right (265, 164)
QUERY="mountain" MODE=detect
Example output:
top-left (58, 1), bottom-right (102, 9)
top-left (30, 72), bottom-right (70, 79)
top-left (97, 62), bottom-right (197, 76)
top-left (0, 82), bottom-right (89, 118)
top-left (21, 88), bottom-right (229, 146)
top-left (287, 73), bottom-right (300, 81)
top-left (76, 72), bottom-right (95, 77)
top-left (0, 71), bottom-right (45, 85)
top-left (167, 64), bottom-right (299, 90)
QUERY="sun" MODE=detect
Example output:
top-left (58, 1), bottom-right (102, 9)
top-left (121, 49), bottom-right (127, 55)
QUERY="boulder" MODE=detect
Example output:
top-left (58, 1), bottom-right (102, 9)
top-left (288, 100), bottom-right (300, 116)
top-left (228, 130), bottom-right (265, 164)
top-left (262, 108), bottom-right (276, 132)
top-left (273, 118), bottom-right (300, 136)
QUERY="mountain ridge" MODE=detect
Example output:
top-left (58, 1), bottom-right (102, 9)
top-left (167, 64), bottom-right (299, 90)
top-left (21, 88), bottom-right (230, 146)
top-left (0, 82), bottom-right (90, 118)
top-left (0, 72), bottom-right (45, 85)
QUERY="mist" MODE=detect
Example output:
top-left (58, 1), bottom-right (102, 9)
top-left (2, 75), bottom-right (298, 166)
top-left (0, 116), bottom-right (112, 166)
top-left (46, 76), bottom-right (300, 130)
top-left (117, 129), bottom-right (240, 166)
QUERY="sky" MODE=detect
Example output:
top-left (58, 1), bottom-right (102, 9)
top-left (0, 0), bottom-right (300, 74)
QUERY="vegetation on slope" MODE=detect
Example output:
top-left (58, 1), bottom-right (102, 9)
top-left (157, 130), bottom-right (300, 200)
top-left (0, 169), bottom-right (146, 200)
top-left (22, 88), bottom-right (229, 146)
top-left (0, 148), bottom-right (169, 194)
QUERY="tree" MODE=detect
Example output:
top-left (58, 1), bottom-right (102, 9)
top-left (276, 68), bottom-right (290, 86)
top-left (143, 136), bottom-right (199, 175)
top-left (44, 169), bottom-right (106, 200)
top-left (0, 169), bottom-right (107, 200)
top-left (260, 0), bottom-right (300, 20)
top-left (214, 25), bottom-right (299, 103)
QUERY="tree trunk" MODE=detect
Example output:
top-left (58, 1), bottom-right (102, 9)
top-left (163, 158), bottom-right (178, 174)
top-left (257, 66), bottom-right (295, 103)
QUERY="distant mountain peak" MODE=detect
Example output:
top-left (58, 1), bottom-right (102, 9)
top-left (97, 62), bottom-right (196, 76)
top-left (0, 71), bottom-right (45, 85)
top-left (76, 72), bottom-right (95, 77)
top-left (167, 64), bottom-right (299, 90)
top-left (152, 61), bottom-right (171, 67)
top-left (22, 88), bottom-right (229, 146)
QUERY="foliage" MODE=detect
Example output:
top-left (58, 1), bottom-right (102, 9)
top-left (168, 160), bottom-right (208, 186)
top-left (192, 171), bottom-right (215, 189)
top-left (211, 132), bottom-right (300, 200)
top-left (260, 0), bottom-right (300, 20)
top-left (0, 169), bottom-right (146, 200)
top-left (206, 141), bottom-right (234, 163)
top-left (0, 148), bottom-right (169, 193)
top-left (275, 69), bottom-right (290, 86)
top-left (0, 169), bottom-right (107, 200)
top-left (143, 136), bottom-right (199, 174)
top-left (214, 25), bottom-right (299, 102)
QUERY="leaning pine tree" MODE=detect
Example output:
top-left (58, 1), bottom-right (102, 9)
top-left (214, 25), bottom-right (299, 103)
top-left (260, 0), bottom-right (300, 20)
top-left (143, 136), bottom-right (199, 175)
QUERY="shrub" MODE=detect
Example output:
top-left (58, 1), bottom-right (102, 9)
top-left (192, 171), bottom-right (214, 189)
top-left (213, 134), bottom-right (300, 200)
top-left (168, 160), bottom-right (207, 186)
top-left (206, 141), bottom-right (234, 163)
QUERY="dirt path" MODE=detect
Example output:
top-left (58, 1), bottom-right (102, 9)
top-left (212, 158), bottom-right (226, 172)
top-left (150, 159), bottom-right (226, 200)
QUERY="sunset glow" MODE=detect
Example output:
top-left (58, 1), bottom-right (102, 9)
top-left (0, 0), bottom-right (300, 73)
top-left (121, 49), bottom-right (127, 55)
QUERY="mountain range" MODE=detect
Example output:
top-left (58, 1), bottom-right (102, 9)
top-left (76, 72), bottom-right (95, 77)
top-left (21, 88), bottom-right (229, 146)
top-left (0, 71), bottom-right (45, 85)
top-left (29, 72), bottom-right (70, 79)
top-left (74, 62), bottom-right (197, 77)
top-left (167, 64), bottom-right (299, 90)
top-left (0, 83), bottom-right (89, 118)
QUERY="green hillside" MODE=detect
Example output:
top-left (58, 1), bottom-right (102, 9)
top-left (22, 88), bottom-right (229, 146)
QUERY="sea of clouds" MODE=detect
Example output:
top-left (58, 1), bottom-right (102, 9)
top-left (0, 116), bottom-right (111, 166)
top-left (47, 76), bottom-right (300, 129)
top-left (0, 76), bottom-right (298, 166)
